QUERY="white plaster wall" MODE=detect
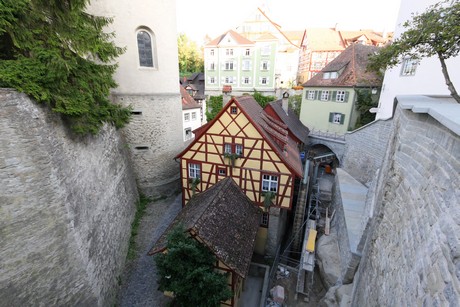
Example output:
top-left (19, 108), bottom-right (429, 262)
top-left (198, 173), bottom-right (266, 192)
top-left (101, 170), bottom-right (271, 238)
top-left (87, 0), bottom-right (179, 94)
top-left (182, 107), bottom-right (202, 141)
top-left (376, 0), bottom-right (460, 120)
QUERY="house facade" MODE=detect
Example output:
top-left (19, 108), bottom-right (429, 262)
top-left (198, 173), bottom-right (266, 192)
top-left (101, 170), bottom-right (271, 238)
top-left (180, 86), bottom-right (202, 142)
top-left (181, 73), bottom-right (207, 124)
top-left (87, 0), bottom-right (183, 197)
top-left (375, 0), bottom-right (460, 120)
top-left (175, 96), bottom-right (305, 255)
top-left (204, 30), bottom-right (277, 97)
top-left (299, 44), bottom-right (382, 134)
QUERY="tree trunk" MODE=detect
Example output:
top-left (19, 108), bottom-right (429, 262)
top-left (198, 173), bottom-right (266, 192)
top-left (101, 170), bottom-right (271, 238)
top-left (438, 53), bottom-right (460, 103)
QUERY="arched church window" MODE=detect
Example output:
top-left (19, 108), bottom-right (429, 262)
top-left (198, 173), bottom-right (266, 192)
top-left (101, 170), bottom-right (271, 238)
top-left (137, 30), bottom-right (154, 67)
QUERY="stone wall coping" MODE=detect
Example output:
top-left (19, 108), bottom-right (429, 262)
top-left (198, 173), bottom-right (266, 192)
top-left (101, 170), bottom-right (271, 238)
top-left (336, 168), bottom-right (368, 254)
top-left (397, 95), bottom-right (460, 136)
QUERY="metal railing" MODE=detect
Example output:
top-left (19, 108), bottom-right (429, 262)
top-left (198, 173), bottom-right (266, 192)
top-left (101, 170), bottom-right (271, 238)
top-left (309, 128), bottom-right (346, 141)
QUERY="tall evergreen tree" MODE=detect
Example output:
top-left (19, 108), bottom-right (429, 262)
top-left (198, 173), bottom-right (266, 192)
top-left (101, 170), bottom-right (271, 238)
top-left (0, 0), bottom-right (131, 134)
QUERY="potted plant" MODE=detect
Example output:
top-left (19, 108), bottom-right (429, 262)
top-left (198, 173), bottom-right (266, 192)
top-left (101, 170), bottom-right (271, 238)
top-left (223, 152), bottom-right (240, 167)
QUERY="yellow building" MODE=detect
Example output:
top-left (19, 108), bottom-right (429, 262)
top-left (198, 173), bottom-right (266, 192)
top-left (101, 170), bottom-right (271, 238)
top-left (175, 96), bottom-right (305, 255)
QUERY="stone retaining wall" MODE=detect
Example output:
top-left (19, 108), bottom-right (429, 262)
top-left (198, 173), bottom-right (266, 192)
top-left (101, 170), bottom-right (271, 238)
top-left (0, 89), bottom-right (139, 306)
top-left (351, 104), bottom-right (460, 306)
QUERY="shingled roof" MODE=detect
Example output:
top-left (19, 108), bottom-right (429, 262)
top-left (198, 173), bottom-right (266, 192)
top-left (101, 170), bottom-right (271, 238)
top-left (148, 177), bottom-right (260, 278)
top-left (267, 99), bottom-right (310, 143)
top-left (302, 43), bottom-right (382, 88)
top-left (180, 86), bottom-right (201, 110)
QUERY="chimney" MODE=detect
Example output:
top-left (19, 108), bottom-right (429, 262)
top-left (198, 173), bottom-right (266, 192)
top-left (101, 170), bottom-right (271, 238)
top-left (282, 91), bottom-right (289, 115)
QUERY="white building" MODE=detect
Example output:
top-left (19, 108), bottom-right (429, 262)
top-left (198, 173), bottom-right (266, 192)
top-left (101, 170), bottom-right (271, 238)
top-left (180, 86), bottom-right (202, 142)
top-left (375, 0), bottom-right (460, 120)
top-left (87, 0), bottom-right (183, 197)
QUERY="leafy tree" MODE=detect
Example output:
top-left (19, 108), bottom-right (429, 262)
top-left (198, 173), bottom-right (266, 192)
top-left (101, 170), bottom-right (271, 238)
top-left (206, 95), bottom-right (223, 122)
top-left (155, 225), bottom-right (232, 307)
top-left (367, 0), bottom-right (460, 103)
top-left (354, 89), bottom-right (378, 128)
top-left (178, 33), bottom-right (204, 77)
top-left (288, 94), bottom-right (302, 118)
top-left (252, 90), bottom-right (276, 108)
top-left (0, 0), bottom-right (131, 135)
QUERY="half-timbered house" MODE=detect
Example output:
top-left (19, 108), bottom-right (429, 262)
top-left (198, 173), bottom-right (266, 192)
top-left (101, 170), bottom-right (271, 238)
top-left (149, 177), bottom-right (260, 307)
top-left (174, 95), bottom-right (307, 255)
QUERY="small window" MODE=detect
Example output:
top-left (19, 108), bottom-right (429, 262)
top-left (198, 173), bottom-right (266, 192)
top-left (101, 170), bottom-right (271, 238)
top-left (135, 146), bottom-right (149, 150)
top-left (184, 113), bottom-right (190, 121)
top-left (323, 72), bottom-right (331, 79)
top-left (329, 112), bottom-right (345, 125)
top-left (336, 91), bottom-right (347, 102)
top-left (261, 77), bottom-right (268, 85)
top-left (224, 143), bottom-right (232, 154)
top-left (231, 106), bottom-right (238, 114)
top-left (320, 90), bottom-right (330, 101)
top-left (226, 49), bottom-right (233, 56)
top-left (401, 58), bottom-right (419, 76)
top-left (225, 61), bottom-right (234, 70)
top-left (261, 44), bottom-right (270, 55)
top-left (209, 77), bottom-right (215, 84)
top-left (245, 49), bottom-right (251, 56)
top-left (262, 174), bottom-right (278, 192)
top-left (307, 90), bottom-right (316, 100)
top-left (261, 61), bottom-right (269, 70)
top-left (131, 110), bottom-right (143, 115)
top-left (243, 77), bottom-right (250, 84)
top-left (235, 144), bottom-right (243, 156)
top-left (260, 212), bottom-right (269, 227)
top-left (217, 168), bottom-right (226, 176)
top-left (210, 49), bottom-right (215, 56)
top-left (137, 30), bottom-right (154, 67)
top-left (242, 60), bottom-right (251, 70)
top-left (184, 128), bottom-right (192, 141)
top-left (209, 62), bottom-right (215, 70)
top-left (188, 163), bottom-right (201, 179)
top-left (192, 112), bottom-right (197, 120)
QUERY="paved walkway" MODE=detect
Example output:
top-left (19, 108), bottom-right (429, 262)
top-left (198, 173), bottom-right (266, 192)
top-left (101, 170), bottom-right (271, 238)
top-left (117, 194), bottom-right (182, 307)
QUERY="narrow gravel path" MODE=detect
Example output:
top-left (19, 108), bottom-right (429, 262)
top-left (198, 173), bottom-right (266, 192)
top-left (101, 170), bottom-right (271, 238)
top-left (117, 194), bottom-right (182, 307)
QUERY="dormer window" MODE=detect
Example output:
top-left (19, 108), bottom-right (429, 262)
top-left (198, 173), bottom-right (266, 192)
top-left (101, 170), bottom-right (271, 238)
top-left (323, 71), bottom-right (338, 79)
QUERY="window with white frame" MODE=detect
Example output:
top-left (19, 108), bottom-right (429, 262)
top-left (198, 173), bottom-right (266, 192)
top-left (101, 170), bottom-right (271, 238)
top-left (262, 174), bottom-right (278, 192)
top-left (261, 61), bottom-right (269, 70)
top-left (225, 61), bottom-right (234, 70)
top-left (235, 144), bottom-right (243, 156)
top-left (329, 112), bottom-right (345, 124)
top-left (209, 62), bottom-right (215, 70)
top-left (245, 49), bottom-right (251, 56)
top-left (320, 90), bottom-right (330, 101)
top-left (401, 58), bottom-right (419, 76)
top-left (184, 128), bottom-right (192, 141)
top-left (261, 77), bottom-right (268, 85)
top-left (224, 143), bottom-right (232, 154)
top-left (260, 212), bottom-right (269, 227)
top-left (226, 49), bottom-right (233, 56)
top-left (242, 60), bottom-right (251, 70)
top-left (307, 90), bottom-right (316, 100)
top-left (188, 163), bottom-right (200, 178)
top-left (261, 44), bottom-right (271, 55)
top-left (191, 112), bottom-right (196, 120)
top-left (210, 49), bottom-right (214, 56)
top-left (218, 168), bottom-right (226, 176)
top-left (184, 113), bottom-right (190, 121)
top-left (243, 77), bottom-right (250, 84)
top-left (225, 76), bottom-right (234, 84)
top-left (209, 76), bottom-right (215, 84)
top-left (336, 90), bottom-right (346, 102)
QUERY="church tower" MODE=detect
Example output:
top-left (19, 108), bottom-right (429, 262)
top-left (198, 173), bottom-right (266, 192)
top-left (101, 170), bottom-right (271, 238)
top-left (87, 0), bottom-right (183, 197)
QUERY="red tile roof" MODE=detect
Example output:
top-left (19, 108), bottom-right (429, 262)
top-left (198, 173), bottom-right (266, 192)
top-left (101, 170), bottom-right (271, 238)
top-left (302, 43), bottom-right (382, 88)
top-left (180, 86), bottom-right (201, 110)
top-left (206, 29), bottom-right (254, 46)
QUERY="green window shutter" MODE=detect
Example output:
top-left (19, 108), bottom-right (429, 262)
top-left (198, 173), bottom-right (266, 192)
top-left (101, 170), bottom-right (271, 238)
top-left (329, 112), bottom-right (334, 123)
top-left (340, 114), bottom-right (345, 124)
top-left (344, 91), bottom-right (349, 102)
top-left (332, 91), bottom-right (337, 101)
top-left (305, 91), bottom-right (308, 99)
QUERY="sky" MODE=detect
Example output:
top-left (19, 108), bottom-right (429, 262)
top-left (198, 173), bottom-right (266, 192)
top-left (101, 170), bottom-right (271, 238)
top-left (176, 0), bottom-right (402, 45)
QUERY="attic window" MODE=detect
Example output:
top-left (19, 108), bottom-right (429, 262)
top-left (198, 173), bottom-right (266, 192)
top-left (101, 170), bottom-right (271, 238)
top-left (323, 71), bottom-right (338, 79)
top-left (230, 106), bottom-right (238, 114)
